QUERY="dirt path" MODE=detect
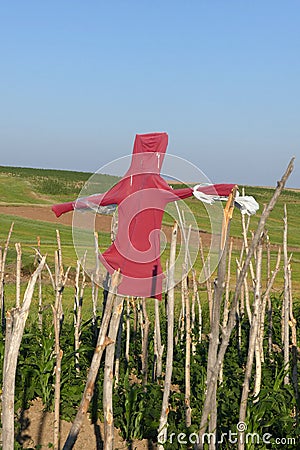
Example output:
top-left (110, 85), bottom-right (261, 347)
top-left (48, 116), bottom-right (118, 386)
top-left (0, 204), bottom-right (113, 232)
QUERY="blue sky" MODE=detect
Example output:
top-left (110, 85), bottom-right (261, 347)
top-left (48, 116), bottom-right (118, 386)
top-left (1, 1), bottom-right (299, 187)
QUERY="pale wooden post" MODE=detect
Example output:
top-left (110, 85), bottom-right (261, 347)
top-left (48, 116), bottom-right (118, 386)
top-left (0, 222), bottom-right (14, 331)
top-left (37, 236), bottom-right (43, 331)
top-left (63, 270), bottom-right (121, 450)
top-left (183, 262), bottom-right (192, 427)
top-left (283, 204), bottom-right (290, 385)
top-left (74, 255), bottom-right (86, 374)
top-left (125, 297), bottom-right (131, 365)
top-left (103, 294), bottom-right (124, 450)
top-left (288, 262), bottom-right (299, 421)
top-left (53, 230), bottom-right (70, 450)
top-left (2, 253), bottom-right (45, 450)
top-left (157, 222), bottom-right (177, 448)
top-left (238, 240), bottom-right (263, 449)
top-left (141, 297), bottom-right (150, 386)
top-left (153, 297), bottom-right (164, 379)
top-left (206, 188), bottom-right (236, 449)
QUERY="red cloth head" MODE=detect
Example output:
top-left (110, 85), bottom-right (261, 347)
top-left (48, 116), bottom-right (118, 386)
top-left (126, 132), bottom-right (168, 176)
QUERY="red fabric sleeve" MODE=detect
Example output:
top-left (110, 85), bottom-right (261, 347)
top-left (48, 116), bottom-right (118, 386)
top-left (51, 185), bottom-right (121, 218)
top-left (169, 187), bottom-right (193, 200)
top-left (163, 184), bottom-right (236, 204)
top-left (195, 183), bottom-right (236, 196)
top-left (52, 201), bottom-right (75, 217)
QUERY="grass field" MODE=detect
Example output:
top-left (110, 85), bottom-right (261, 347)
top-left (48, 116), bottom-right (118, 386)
top-left (1, 165), bottom-right (299, 449)
top-left (0, 165), bottom-right (299, 295)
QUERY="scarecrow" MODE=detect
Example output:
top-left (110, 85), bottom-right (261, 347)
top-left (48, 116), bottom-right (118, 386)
top-left (52, 132), bottom-right (258, 299)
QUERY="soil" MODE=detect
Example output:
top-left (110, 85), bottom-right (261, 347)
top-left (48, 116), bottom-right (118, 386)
top-left (18, 398), bottom-right (153, 449)
top-left (0, 205), bottom-right (112, 232)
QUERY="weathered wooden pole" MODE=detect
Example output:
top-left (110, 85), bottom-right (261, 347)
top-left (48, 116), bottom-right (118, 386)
top-left (0, 222), bottom-right (14, 332)
top-left (141, 297), bottom-right (150, 386)
top-left (207, 187), bottom-right (236, 449)
top-left (283, 204), bottom-right (290, 385)
top-left (37, 236), bottom-right (43, 331)
top-left (103, 294), bottom-right (124, 450)
top-left (153, 297), bottom-right (164, 380)
top-left (2, 253), bottom-right (45, 450)
top-left (183, 262), bottom-right (192, 427)
top-left (238, 240), bottom-right (263, 450)
top-left (157, 222), bottom-right (177, 448)
top-left (53, 230), bottom-right (70, 450)
top-left (74, 256), bottom-right (86, 374)
top-left (63, 270), bottom-right (121, 450)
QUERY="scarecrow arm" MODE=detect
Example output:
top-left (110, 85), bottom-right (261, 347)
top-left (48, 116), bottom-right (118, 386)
top-left (192, 184), bottom-right (259, 216)
top-left (52, 189), bottom-right (119, 218)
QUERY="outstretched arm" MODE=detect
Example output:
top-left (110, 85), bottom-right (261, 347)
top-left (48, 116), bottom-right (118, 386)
top-left (52, 185), bottom-right (121, 218)
top-left (166, 183), bottom-right (236, 201)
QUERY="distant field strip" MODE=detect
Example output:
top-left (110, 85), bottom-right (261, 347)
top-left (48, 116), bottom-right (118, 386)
top-left (0, 165), bottom-right (299, 291)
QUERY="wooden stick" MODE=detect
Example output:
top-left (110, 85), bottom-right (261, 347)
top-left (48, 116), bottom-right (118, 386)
top-left (288, 262), bottom-right (299, 423)
top-left (74, 255), bottom-right (86, 374)
top-left (157, 223), bottom-right (177, 448)
top-left (37, 236), bottom-right (43, 331)
top-left (207, 190), bottom-right (235, 448)
top-left (238, 240), bottom-right (263, 449)
top-left (183, 262), bottom-right (192, 427)
top-left (114, 302), bottom-right (124, 387)
top-left (154, 297), bottom-right (164, 379)
top-left (2, 255), bottom-right (45, 450)
top-left (199, 235), bottom-right (213, 324)
top-left (259, 247), bottom-right (281, 363)
top-left (220, 237), bottom-right (233, 385)
top-left (283, 204), bottom-right (290, 385)
top-left (191, 268), bottom-right (201, 352)
top-left (141, 297), bottom-right (150, 386)
top-left (74, 259), bottom-right (81, 373)
top-left (253, 246), bottom-right (281, 400)
top-left (15, 243), bottom-right (22, 309)
top-left (92, 232), bottom-right (100, 334)
top-left (103, 294), bottom-right (124, 450)
top-left (240, 214), bottom-right (255, 284)
top-left (52, 303), bottom-right (63, 450)
top-left (63, 270), bottom-right (121, 450)
top-left (125, 297), bottom-right (130, 365)
top-left (236, 258), bottom-right (251, 324)
top-left (222, 238), bottom-right (233, 328)
top-left (220, 187), bottom-right (236, 251)
top-left (53, 229), bottom-right (69, 450)
top-left (0, 222), bottom-right (14, 331)
top-left (266, 235), bottom-right (273, 355)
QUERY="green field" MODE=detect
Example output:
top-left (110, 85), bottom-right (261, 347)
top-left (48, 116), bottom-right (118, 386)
top-left (0, 165), bottom-right (299, 294)
top-left (1, 165), bottom-right (300, 448)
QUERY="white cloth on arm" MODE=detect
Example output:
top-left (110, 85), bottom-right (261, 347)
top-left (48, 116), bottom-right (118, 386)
top-left (192, 184), bottom-right (217, 204)
top-left (234, 192), bottom-right (259, 215)
top-left (192, 185), bottom-right (259, 216)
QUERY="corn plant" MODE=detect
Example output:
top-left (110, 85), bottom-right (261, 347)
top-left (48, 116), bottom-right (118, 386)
top-left (114, 370), bottom-right (145, 443)
top-left (18, 328), bottom-right (55, 410)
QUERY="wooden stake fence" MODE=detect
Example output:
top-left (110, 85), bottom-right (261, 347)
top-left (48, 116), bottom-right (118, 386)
top-left (196, 157), bottom-right (294, 449)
